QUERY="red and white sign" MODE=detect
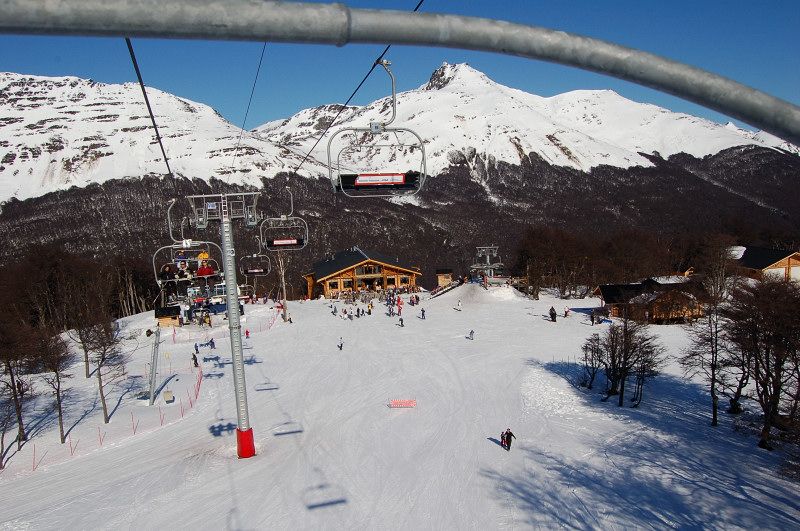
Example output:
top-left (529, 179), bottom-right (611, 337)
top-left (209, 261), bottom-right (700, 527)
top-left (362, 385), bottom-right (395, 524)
top-left (389, 399), bottom-right (416, 408)
top-left (271, 238), bottom-right (299, 246)
top-left (355, 173), bottom-right (406, 186)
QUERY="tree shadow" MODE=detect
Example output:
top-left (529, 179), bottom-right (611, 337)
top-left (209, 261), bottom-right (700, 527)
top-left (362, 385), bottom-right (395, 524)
top-left (492, 358), bottom-right (800, 528)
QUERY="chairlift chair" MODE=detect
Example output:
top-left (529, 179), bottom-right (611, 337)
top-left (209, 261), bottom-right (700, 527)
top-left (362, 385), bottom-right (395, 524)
top-left (327, 60), bottom-right (428, 198)
top-left (259, 187), bottom-right (309, 252)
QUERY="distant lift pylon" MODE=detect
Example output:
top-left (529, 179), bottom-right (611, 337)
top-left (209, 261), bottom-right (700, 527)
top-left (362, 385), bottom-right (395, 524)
top-left (327, 60), bottom-right (427, 198)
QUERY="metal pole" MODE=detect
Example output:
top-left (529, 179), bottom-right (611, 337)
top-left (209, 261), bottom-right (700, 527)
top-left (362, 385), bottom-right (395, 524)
top-left (1, 1), bottom-right (799, 145)
top-left (219, 195), bottom-right (255, 458)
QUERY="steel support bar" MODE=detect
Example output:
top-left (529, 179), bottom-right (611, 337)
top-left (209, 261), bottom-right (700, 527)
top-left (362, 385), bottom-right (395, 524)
top-left (218, 197), bottom-right (255, 458)
top-left (148, 327), bottom-right (161, 406)
top-left (1, 0), bottom-right (798, 145)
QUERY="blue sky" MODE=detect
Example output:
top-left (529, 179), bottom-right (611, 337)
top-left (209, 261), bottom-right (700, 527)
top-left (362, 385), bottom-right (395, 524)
top-left (0, 1), bottom-right (797, 131)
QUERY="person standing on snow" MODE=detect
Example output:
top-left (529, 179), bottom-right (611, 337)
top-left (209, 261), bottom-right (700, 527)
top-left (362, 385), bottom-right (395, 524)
top-left (469, 330), bottom-right (474, 340)
top-left (337, 337), bottom-right (344, 351)
top-left (549, 306), bottom-right (557, 322)
top-left (192, 353), bottom-right (199, 368)
top-left (457, 299), bottom-right (462, 311)
top-left (504, 428), bottom-right (516, 451)
top-left (421, 308), bottom-right (426, 320)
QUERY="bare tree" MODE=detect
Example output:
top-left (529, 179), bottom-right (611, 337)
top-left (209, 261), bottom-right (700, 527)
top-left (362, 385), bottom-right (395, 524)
top-left (0, 389), bottom-right (15, 469)
top-left (580, 333), bottom-right (602, 389)
top-left (598, 309), bottom-right (664, 406)
top-left (0, 316), bottom-right (30, 449)
top-left (86, 319), bottom-right (128, 424)
top-left (679, 236), bottom-right (737, 426)
top-left (38, 329), bottom-right (74, 443)
top-left (724, 279), bottom-right (800, 449)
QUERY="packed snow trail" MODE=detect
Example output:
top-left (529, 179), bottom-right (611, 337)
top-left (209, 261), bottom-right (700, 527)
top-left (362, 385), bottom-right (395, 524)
top-left (1, 285), bottom-right (798, 529)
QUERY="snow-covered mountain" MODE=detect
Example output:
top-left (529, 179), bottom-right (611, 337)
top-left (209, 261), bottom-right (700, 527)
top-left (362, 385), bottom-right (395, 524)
top-left (1, 63), bottom-right (796, 202)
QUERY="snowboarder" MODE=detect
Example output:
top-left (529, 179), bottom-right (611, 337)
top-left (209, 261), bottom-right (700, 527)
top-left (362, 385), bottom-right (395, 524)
top-left (421, 308), bottom-right (426, 320)
top-left (549, 306), bottom-right (557, 322)
top-left (469, 329), bottom-right (474, 340)
top-left (192, 353), bottom-right (199, 368)
top-left (504, 428), bottom-right (516, 451)
top-left (337, 337), bottom-right (343, 351)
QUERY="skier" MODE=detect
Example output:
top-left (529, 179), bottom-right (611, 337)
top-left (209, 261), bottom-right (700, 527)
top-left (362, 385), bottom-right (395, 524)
top-left (504, 428), bottom-right (516, 451)
top-left (399, 317), bottom-right (404, 327)
top-left (590, 312), bottom-right (595, 326)
top-left (549, 306), bottom-right (557, 322)
top-left (245, 329), bottom-right (250, 339)
top-left (192, 353), bottom-right (199, 368)
top-left (457, 299), bottom-right (462, 311)
top-left (421, 308), bottom-right (426, 320)
top-left (500, 430), bottom-right (506, 449)
top-left (337, 337), bottom-right (344, 351)
top-left (564, 307), bottom-right (570, 318)
top-left (469, 329), bottom-right (474, 340)
top-left (209, 338), bottom-right (216, 350)
top-left (194, 343), bottom-right (199, 355)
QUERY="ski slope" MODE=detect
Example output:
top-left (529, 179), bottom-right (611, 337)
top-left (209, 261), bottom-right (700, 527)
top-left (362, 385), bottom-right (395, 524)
top-left (1, 285), bottom-right (798, 529)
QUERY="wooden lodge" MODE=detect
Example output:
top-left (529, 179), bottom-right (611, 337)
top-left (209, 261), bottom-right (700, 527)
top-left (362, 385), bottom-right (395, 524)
top-left (435, 269), bottom-right (453, 288)
top-left (303, 246), bottom-right (421, 299)
top-left (596, 277), bottom-right (705, 324)
top-left (734, 246), bottom-right (800, 282)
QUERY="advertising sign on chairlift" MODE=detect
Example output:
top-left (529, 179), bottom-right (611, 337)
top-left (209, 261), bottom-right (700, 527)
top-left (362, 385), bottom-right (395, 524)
top-left (268, 238), bottom-right (304, 247)
top-left (355, 173), bottom-right (406, 186)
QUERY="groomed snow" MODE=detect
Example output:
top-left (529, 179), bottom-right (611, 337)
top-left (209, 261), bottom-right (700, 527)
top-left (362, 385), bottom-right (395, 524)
top-left (1, 284), bottom-right (797, 529)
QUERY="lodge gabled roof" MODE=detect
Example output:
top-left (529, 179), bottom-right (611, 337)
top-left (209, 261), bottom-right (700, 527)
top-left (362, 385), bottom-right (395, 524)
top-left (738, 246), bottom-right (799, 271)
top-left (597, 283), bottom-right (646, 305)
top-left (306, 246), bottom-right (420, 282)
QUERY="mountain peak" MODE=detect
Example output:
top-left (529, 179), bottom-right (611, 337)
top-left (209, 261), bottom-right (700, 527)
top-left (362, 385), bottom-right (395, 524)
top-left (423, 62), bottom-right (492, 91)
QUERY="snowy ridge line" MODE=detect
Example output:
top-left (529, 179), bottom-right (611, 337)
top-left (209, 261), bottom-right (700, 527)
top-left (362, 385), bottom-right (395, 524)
top-left (1, 64), bottom-right (798, 202)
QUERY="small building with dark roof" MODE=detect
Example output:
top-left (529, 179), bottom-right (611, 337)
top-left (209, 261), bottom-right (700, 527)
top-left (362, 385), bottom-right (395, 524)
top-left (303, 246), bottom-right (421, 299)
top-left (435, 268), bottom-right (453, 288)
top-left (734, 246), bottom-right (800, 281)
top-left (595, 277), bottom-right (705, 323)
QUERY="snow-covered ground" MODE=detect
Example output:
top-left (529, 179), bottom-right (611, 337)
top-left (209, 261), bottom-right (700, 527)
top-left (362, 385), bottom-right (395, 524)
top-left (1, 284), bottom-right (797, 529)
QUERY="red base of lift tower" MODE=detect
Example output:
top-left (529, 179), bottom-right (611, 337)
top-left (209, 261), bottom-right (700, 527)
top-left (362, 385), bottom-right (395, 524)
top-left (237, 428), bottom-right (256, 458)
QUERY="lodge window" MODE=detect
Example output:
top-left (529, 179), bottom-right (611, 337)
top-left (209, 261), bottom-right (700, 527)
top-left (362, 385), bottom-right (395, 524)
top-left (356, 265), bottom-right (382, 275)
top-left (386, 277), bottom-right (396, 286)
top-left (342, 279), bottom-right (354, 289)
top-left (400, 276), bottom-right (410, 285)
top-left (328, 280), bottom-right (339, 290)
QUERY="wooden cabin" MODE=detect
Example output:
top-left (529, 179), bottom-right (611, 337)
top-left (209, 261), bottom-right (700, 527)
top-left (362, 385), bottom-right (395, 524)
top-left (435, 269), bottom-right (453, 288)
top-left (735, 246), bottom-right (800, 282)
top-left (303, 247), bottom-right (421, 299)
top-left (596, 277), bottom-right (705, 324)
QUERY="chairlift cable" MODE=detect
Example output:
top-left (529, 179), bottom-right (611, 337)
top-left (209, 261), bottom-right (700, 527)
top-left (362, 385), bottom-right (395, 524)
top-left (125, 38), bottom-right (175, 186)
top-left (290, 0), bottom-right (425, 178)
top-left (229, 42), bottom-right (268, 183)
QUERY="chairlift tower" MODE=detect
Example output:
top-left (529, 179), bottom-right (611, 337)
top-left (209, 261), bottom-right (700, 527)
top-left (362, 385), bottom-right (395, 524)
top-left (471, 245), bottom-right (504, 279)
top-left (186, 192), bottom-right (260, 459)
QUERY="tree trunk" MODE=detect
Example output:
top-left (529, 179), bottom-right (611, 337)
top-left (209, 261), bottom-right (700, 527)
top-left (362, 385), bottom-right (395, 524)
top-left (618, 375), bottom-right (626, 407)
top-left (710, 363), bottom-right (718, 426)
top-left (96, 363), bottom-right (110, 424)
top-left (5, 360), bottom-right (26, 448)
top-left (55, 372), bottom-right (65, 443)
top-left (82, 345), bottom-right (91, 379)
